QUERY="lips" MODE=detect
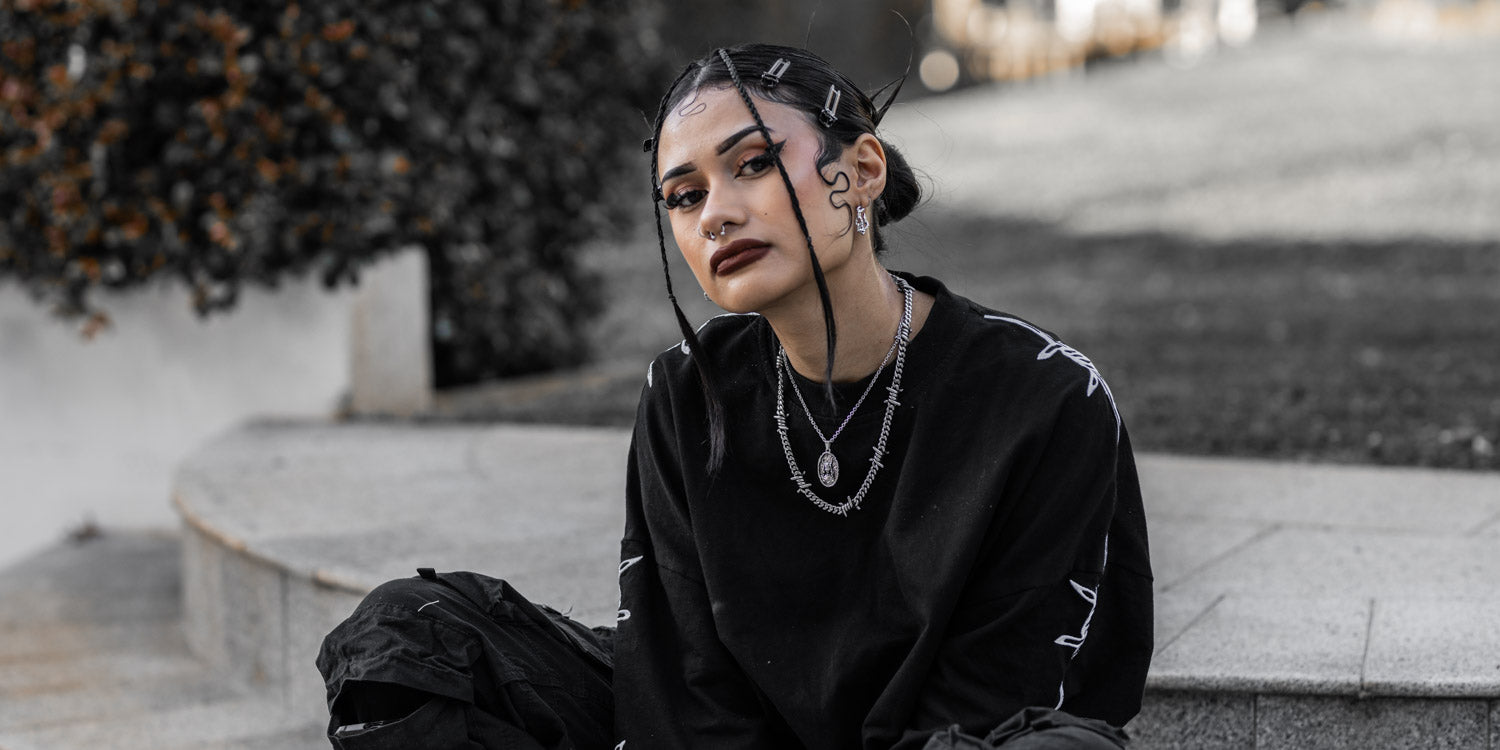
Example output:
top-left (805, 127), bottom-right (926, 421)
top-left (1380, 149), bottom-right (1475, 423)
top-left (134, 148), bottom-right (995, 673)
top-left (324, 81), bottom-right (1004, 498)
top-left (709, 239), bottom-right (771, 276)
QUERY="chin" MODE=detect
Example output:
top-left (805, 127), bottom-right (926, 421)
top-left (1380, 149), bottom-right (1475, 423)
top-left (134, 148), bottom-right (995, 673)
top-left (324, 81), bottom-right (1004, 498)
top-left (707, 243), bottom-right (837, 315)
top-left (706, 287), bottom-right (762, 315)
top-left (710, 272), bottom-right (797, 315)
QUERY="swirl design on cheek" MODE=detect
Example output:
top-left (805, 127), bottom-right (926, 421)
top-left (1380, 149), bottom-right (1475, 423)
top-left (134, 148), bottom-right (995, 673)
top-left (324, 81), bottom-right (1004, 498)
top-left (820, 167), bottom-right (856, 238)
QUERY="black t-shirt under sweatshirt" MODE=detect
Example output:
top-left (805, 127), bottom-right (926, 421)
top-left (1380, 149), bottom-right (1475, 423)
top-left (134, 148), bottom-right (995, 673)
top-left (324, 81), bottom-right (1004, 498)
top-left (613, 274), bottom-right (1153, 750)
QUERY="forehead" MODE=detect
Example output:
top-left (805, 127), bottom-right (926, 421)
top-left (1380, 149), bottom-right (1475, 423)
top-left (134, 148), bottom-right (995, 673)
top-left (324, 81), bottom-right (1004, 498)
top-left (656, 86), bottom-right (810, 175)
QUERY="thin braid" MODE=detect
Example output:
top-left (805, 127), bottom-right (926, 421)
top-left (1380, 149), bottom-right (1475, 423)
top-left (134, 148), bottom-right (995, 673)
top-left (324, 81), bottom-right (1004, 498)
top-left (716, 48), bottom-right (840, 404)
top-left (649, 64), bottom-right (728, 471)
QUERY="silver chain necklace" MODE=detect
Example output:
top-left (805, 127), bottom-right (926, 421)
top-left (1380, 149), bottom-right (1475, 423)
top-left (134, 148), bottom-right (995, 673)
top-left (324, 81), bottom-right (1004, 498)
top-left (773, 275), bottom-right (913, 515)
top-left (783, 327), bottom-right (898, 488)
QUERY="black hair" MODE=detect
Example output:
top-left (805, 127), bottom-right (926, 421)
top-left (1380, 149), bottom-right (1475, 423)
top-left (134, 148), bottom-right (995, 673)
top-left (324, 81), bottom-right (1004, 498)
top-left (644, 43), bottom-right (922, 472)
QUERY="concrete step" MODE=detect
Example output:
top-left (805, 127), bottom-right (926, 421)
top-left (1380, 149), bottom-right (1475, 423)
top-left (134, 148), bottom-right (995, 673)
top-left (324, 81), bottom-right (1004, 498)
top-left (0, 621), bottom-right (187, 663)
top-left (0, 697), bottom-right (326, 750)
top-left (0, 530), bottom-right (181, 628)
top-left (172, 421), bottom-right (629, 727)
top-left (0, 619), bottom-right (195, 690)
top-left (0, 663), bottom-right (238, 732)
top-left (172, 422), bottom-right (1500, 749)
top-left (0, 647), bottom-right (210, 710)
top-left (0, 532), bottom-right (328, 750)
top-left (158, 723), bottom-right (330, 750)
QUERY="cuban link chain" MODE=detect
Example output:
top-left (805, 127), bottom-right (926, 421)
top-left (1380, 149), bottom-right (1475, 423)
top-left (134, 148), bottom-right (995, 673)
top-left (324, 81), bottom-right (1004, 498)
top-left (773, 274), bottom-right (913, 516)
top-left (782, 322), bottom-right (898, 488)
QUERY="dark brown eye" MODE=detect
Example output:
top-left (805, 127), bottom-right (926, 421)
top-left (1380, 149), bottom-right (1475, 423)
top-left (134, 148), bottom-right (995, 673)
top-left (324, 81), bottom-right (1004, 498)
top-left (664, 189), bottom-right (706, 210)
top-left (739, 154), bottom-right (775, 176)
top-left (739, 140), bottom-right (785, 177)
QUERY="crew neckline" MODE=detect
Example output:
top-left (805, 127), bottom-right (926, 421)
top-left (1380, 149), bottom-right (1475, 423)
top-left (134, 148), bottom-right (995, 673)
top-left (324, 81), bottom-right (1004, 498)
top-left (759, 273), bottom-right (967, 422)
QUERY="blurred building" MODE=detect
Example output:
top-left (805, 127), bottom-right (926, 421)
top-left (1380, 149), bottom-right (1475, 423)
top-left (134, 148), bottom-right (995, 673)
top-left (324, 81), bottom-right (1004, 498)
top-left (655, 0), bottom-right (1265, 94)
top-left (654, 0), bottom-right (932, 92)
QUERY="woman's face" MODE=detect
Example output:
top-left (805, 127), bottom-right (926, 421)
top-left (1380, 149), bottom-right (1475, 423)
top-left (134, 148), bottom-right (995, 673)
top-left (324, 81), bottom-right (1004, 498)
top-left (656, 86), bottom-right (864, 316)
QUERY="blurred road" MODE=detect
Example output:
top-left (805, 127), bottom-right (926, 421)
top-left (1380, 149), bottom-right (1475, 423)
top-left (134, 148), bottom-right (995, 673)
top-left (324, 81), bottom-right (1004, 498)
top-left (882, 19), bottom-right (1499, 244)
top-left (591, 15), bottom-right (1499, 361)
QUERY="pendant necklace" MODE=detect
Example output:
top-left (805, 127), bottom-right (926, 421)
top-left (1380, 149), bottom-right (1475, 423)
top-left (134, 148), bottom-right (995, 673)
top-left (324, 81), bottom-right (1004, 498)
top-left (773, 274), bottom-right (913, 515)
top-left (783, 330), bottom-right (897, 488)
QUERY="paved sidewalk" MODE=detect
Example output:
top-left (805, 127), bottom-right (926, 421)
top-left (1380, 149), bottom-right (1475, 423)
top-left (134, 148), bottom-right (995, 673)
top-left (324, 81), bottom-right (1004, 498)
top-left (1143, 454), bottom-right (1500, 697)
top-left (0, 532), bottom-right (326, 750)
top-left (169, 421), bottom-right (1500, 748)
top-left (6, 421), bottom-right (1499, 748)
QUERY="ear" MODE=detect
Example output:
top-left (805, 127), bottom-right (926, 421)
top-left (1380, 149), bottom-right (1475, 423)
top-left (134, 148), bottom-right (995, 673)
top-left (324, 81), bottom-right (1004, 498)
top-left (849, 133), bottom-right (888, 206)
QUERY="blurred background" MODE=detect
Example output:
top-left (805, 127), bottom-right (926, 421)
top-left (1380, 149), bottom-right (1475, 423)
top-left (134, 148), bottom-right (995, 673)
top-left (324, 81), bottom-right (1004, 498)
top-left (2, 0), bottom-right (1497, 569)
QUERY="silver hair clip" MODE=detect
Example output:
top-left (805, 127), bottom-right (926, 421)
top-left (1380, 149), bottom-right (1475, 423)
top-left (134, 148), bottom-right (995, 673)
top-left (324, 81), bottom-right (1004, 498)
top-left (762, 58), bottom-right (790, 88)
top-left (819, 85), bottom-right (842, 128)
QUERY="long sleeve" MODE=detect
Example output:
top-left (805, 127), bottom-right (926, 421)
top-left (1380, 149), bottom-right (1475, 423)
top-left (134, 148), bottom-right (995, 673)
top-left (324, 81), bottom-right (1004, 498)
top-left (612, 373), bottom-right (793, 749)
top-left (607, 280), bottom-right (1152, 750)
top-left (888, 381), bottom-right (1152, 749)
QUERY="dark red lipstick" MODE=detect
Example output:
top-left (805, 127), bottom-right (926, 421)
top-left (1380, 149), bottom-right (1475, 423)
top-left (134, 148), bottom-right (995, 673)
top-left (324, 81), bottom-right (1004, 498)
top-left (710, 239), bottom-right (771, 276)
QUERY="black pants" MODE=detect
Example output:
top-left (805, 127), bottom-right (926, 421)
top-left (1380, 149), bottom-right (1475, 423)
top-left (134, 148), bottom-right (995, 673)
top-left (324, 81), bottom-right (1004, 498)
top-left (317, 571), bottom-right (1127, 750)
top-left (317, 570), bottom-right (613, 749)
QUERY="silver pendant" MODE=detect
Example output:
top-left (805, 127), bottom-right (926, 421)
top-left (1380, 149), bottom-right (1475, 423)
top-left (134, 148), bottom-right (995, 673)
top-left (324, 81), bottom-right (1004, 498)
top-left (817, 449), bottom-right (839, 487)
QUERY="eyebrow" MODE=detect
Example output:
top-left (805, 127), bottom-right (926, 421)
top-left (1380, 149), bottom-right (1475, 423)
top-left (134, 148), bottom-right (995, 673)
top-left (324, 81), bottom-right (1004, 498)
top-left (659, 125), bottom-right (773, 184)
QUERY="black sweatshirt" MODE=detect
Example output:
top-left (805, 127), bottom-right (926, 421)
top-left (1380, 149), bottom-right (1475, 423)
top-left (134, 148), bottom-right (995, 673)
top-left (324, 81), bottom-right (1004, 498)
top-left (613, 274), bottom-right (1153, 750)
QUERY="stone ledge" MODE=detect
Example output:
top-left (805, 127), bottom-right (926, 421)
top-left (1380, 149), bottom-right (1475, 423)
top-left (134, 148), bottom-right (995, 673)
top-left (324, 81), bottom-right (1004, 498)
top-left (173, 421), bottom-right (626, 724)
top-left (171, 421), bottom-right (1500, 735)
top-left (1132, 690), bottom-right (1500, 750)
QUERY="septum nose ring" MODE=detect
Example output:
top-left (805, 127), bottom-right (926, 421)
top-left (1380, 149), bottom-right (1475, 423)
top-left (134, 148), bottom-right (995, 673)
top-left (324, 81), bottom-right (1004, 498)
top-left (699, 223), bottom-right (728, 241)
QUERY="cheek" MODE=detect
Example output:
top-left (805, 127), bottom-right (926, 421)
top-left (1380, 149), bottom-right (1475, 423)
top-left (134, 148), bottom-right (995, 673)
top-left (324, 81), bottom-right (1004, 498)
top-left (803, 187), bottom-right (852, 239)
top-left (787, 165), bottom-right (850, 233)
top-left (666, 217), bottom-right (711, 271)
top-left (666, 215), bottom-right (690, 245)
top-left (663, 211), bottom-right (694, 244)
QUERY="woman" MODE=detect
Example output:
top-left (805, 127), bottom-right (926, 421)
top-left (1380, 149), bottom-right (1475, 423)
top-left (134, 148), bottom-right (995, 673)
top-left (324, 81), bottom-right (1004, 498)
top-left (319, 43), bottom-right (1152, 750)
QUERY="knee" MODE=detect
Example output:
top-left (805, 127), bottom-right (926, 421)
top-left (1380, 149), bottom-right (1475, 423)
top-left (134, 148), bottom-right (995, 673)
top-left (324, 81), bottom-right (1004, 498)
top-left (358, 575), bottom-right (451, 613)
top-left (987, 708), bottom-right (1130, 749)
top-left (993, 725), bottom-right (1129, 749)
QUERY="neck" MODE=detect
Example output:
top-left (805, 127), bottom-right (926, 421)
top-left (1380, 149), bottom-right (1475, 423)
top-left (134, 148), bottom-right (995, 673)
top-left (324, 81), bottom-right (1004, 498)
top-left (764, 252), bottom-right (906, 384)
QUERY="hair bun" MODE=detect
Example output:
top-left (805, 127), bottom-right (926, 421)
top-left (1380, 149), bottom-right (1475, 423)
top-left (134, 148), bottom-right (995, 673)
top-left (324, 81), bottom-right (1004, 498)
top-left (875, 140), bottom-right (921, 226)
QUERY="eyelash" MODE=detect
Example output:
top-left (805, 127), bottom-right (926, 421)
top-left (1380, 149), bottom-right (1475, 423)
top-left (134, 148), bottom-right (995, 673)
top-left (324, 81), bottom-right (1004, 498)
top-left (663, 141), bottom-right (785, 211)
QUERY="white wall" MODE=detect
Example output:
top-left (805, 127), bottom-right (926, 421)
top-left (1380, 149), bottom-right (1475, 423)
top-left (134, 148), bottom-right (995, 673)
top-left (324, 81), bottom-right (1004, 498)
top-left (0, 277), bottom-right (353, 570)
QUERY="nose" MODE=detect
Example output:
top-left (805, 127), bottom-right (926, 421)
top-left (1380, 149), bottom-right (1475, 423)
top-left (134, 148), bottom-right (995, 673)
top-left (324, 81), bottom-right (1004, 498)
top-left (697, 184), bottom-right (744, 242)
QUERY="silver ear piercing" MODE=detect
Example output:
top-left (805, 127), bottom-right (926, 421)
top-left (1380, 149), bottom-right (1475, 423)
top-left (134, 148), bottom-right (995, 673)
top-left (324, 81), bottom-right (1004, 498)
top-left (854, 205), bottom-right (869, 235)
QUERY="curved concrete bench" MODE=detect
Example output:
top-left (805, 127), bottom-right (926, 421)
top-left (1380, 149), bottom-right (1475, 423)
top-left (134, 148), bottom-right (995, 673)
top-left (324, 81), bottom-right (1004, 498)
top-left (173, 421), bottom-right (627, 724)
top-left (173, 421), bottom-right (1500, 744)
